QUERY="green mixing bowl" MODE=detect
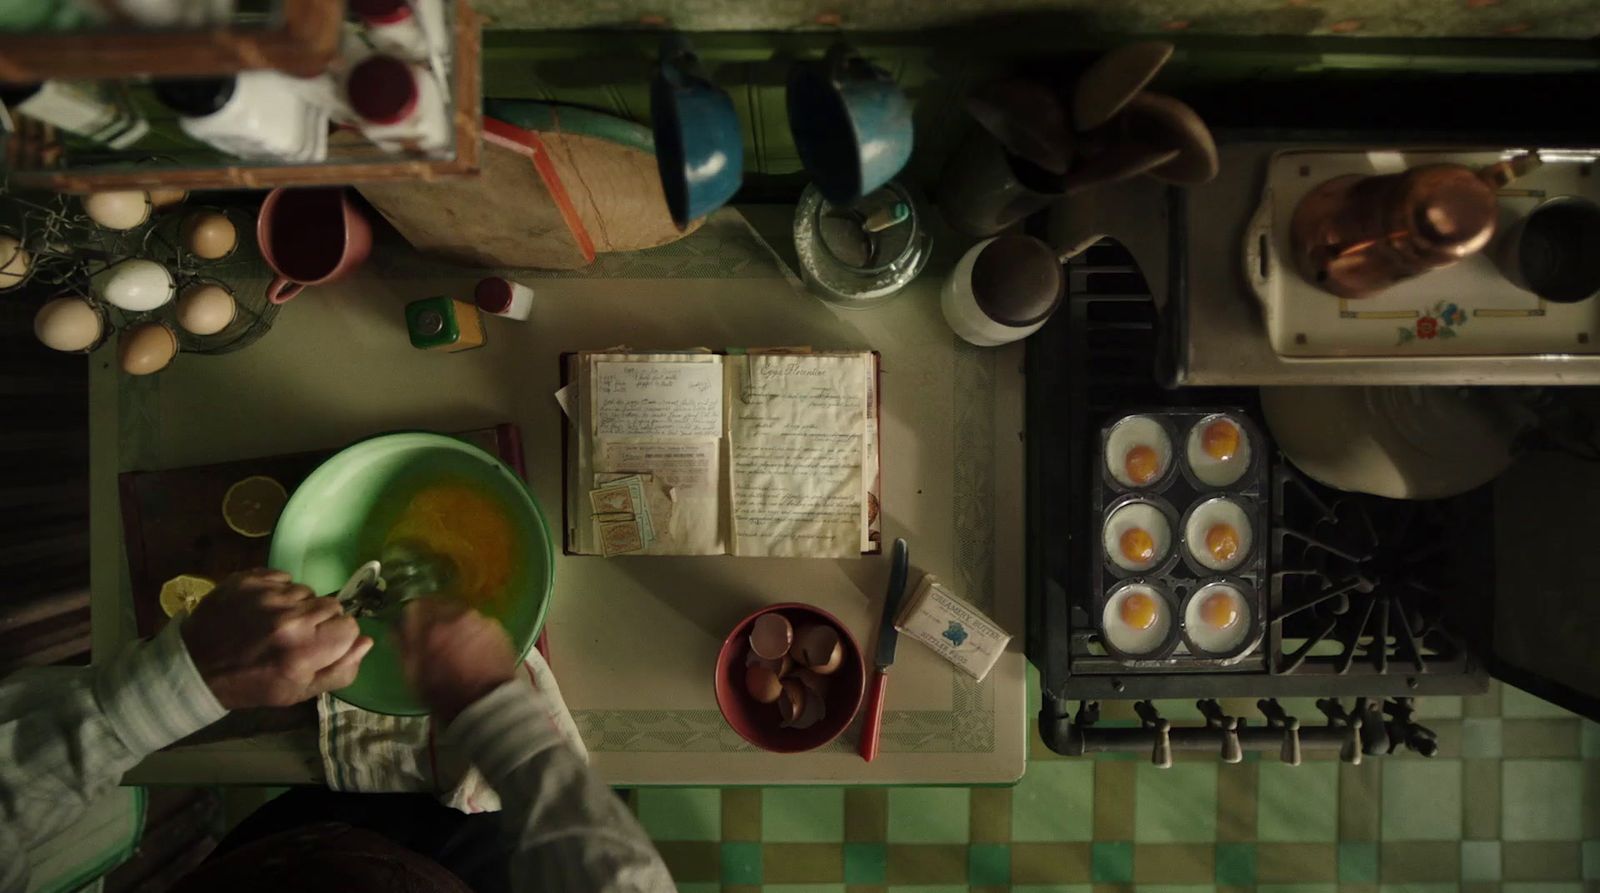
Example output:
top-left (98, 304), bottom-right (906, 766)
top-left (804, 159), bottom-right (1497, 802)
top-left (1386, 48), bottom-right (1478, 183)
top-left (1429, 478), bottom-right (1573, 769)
top-left (268, 432), bottom-right (554, 715)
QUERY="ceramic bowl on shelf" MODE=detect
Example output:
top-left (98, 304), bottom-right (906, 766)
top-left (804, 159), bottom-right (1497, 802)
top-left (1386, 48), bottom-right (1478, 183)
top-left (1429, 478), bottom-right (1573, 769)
top-left (714, 602), bottom-right (866, 754)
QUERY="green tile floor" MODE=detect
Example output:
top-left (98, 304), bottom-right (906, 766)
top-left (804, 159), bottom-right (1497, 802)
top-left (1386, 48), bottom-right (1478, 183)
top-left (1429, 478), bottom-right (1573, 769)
top-left (627, 676), bottom-right (1600, 892)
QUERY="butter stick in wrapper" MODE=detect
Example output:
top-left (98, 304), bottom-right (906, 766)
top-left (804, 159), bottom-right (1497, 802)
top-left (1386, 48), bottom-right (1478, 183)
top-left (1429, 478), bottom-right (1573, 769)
top-left (893, 573), bottom-right (1012, 681)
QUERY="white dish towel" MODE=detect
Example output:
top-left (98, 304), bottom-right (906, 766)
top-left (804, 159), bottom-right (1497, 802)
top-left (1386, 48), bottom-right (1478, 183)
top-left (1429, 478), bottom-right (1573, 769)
top-left (316, 647), bottom-right (587, 815)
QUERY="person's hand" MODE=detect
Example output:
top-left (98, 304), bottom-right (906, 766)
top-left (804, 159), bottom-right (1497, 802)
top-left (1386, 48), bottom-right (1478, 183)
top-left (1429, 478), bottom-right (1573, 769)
top-left (397, 599), bottom-right (517, 725)
top-left (181, 569), bottom-right (374, 710)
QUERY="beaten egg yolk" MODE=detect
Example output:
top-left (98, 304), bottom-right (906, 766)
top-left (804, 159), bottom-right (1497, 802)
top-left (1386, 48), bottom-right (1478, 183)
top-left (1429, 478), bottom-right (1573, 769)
top-left (1119, 592), bottom-right (1159, 631)
top-left (1202, 419), bottom-right (1240, 461)
top-left (1124, 445), bottom-right (1161, 485)
top-left (385, 483), bottom-right (514, 610)
top-left (1119, 527), bottom-right (1156, 564)
top-left (1205, 523), bottom-right (1241, 563)
top-left (1199, 592), bottom-right (1240, 630)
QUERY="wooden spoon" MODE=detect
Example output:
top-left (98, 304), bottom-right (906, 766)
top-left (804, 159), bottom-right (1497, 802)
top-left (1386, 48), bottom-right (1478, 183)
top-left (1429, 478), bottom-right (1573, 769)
top-left (1072, 41), bottom-right (1175, 132)
top-left (964, 78), bottom-right (1074, 176)
top-left (1123, 92), bottom-right (1220, 184)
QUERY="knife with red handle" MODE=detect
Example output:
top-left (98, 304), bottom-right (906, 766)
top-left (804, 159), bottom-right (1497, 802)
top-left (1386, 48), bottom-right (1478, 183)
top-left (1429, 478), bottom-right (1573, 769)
top-left (860, 537), bottom-right (909, 762)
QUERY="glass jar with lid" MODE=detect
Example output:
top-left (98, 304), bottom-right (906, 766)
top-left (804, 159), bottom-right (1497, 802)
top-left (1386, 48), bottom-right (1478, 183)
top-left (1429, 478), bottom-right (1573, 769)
top-left (793, 180), bottom-right (931, 309)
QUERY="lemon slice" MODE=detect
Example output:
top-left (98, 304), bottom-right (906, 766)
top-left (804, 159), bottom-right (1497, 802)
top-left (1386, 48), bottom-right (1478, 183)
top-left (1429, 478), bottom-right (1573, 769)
top-left (160, 574), bottom-right (216, 617)
top-left (223, 475), bottom-right (288, 538)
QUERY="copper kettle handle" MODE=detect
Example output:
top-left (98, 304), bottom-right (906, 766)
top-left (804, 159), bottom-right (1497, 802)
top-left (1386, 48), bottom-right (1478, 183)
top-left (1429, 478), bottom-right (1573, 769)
top-left (1479, 152), bottom-right (1542, 190)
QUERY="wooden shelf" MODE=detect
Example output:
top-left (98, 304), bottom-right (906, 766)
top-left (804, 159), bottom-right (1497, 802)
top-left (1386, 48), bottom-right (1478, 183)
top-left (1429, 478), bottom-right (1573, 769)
top-left (3, 1), bottom-right (481, 192)
top-left (0, 0), bottom-right (342, 84)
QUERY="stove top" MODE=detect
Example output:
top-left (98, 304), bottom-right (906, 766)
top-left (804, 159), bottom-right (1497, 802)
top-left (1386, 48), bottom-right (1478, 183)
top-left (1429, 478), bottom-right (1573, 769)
top-left (1272, 465), bottom-right (1484, 682)
top-left (1025, 232), bottom-right (1491, 762)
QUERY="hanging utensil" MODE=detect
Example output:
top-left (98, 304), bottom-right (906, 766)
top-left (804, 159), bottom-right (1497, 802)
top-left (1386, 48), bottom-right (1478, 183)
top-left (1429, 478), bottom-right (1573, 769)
top-left (1072, 41), bottom-right (1174, 132)
top-left (964, 78), bottom-right (1074, 176)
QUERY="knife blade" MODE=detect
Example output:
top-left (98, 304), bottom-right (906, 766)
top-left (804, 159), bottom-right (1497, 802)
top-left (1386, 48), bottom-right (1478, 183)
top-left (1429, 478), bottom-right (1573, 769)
top-left (859, 537), bottom-right (909, 762)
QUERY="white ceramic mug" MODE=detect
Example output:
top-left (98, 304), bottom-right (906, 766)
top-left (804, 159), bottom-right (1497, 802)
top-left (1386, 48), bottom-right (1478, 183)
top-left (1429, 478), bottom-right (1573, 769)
top-left (93, 258), bottom-right (174, 312)
top-left (941, 235), bottom-right (1063, 347)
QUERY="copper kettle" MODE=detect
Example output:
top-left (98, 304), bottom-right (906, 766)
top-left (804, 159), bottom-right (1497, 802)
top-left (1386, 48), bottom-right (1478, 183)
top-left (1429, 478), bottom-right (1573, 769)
top-left (1290, 156), bottom-right (1538, 299)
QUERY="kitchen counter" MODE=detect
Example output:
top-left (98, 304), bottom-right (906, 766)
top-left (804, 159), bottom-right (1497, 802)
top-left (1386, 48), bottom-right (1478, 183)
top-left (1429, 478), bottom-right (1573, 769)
top-left (90, 208), bottom-right (1027, 787)
top-left (1059, 141), bottom-right (1600, 387)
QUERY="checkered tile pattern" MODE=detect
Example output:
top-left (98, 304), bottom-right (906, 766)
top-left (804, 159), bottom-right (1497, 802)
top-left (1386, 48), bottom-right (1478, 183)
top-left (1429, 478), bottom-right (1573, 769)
top-left (631, 679), bottom-right (1600, 892)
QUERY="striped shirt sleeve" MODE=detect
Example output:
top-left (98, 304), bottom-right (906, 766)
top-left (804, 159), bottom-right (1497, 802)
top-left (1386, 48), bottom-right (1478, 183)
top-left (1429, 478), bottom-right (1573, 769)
top-left (441, 680), bottom-right (675, 893)
top-left (0, 620), bottom-right (227, 893)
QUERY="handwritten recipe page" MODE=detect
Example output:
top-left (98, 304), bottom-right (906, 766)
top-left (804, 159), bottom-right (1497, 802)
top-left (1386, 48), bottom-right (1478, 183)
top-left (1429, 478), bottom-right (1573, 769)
top-left (729, 354), bottom-right (868, 558)
top-left (594, 361), bottom-right (723, 439)
top-left (589, 356), bottom-right (725, 554)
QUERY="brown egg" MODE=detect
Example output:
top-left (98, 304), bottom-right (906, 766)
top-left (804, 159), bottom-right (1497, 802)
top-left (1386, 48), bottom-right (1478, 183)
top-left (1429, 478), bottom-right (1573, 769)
top-left (749, 613), bottom-right (794, 660)
top-left (34, 296), bottom-right (104, 352)
top-left (745, 665), bottom-right (782, 704)
top-left (776, 678), bottom-right (807, 723)
top-left (119, 322), bottom-right (178, 376)
top-left (793, 624), bottom-right (843, 674)
top-left (83, 190), bottom-right (151, 230)
top-left (176, 283), bottom-right (236, 335)
top-left (182, 211), bottom-right (237, 260)
top-left (148, 188), bottom-right (188, 211)
top-left (0, 234), bottom-right (29, 288)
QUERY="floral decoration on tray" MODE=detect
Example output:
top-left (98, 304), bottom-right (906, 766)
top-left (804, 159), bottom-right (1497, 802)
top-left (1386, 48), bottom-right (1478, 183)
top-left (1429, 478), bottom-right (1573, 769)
top-left (1397, 300), bottom-right (1469, 345)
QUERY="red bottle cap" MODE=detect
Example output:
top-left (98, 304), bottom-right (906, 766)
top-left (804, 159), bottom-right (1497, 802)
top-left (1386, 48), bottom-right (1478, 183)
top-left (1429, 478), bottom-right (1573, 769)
top-left (474, 277), bottom-right (513, 314)
top-left (347, 55), bottom-right (419, 125)
top-left (350, 0), bottom-right (413, 25)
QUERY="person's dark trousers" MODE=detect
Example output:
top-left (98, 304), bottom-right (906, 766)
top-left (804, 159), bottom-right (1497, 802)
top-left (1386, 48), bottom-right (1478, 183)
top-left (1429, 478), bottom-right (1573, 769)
top-left (208, 788), bottom-right (510, 893)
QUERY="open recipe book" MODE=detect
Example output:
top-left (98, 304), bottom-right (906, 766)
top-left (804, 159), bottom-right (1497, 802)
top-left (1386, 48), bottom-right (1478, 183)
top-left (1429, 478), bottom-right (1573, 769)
top-left (561, 349), bottom-right (882, 557)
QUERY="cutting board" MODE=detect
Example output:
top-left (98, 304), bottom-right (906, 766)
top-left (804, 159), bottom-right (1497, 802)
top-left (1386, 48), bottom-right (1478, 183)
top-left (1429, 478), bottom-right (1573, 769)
top-left (357, 103), bottom-right (696, 270)
top-left (119, 425), bottom-right (524, 638)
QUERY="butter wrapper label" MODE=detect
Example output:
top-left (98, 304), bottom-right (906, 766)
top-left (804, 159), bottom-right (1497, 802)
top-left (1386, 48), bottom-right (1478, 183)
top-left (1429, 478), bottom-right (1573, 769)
top-left (894, 574), bottom-right (1011, 681)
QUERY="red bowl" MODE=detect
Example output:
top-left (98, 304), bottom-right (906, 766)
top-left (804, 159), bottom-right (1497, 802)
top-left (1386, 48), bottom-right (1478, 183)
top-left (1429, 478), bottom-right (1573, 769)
top-left (714, 602), bottom-right (867, 753)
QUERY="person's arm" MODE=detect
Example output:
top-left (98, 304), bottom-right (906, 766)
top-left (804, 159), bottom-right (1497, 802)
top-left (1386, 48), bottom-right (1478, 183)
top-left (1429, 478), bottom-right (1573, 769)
top-left (400, 601), bottom-right (675, 893)
top-left (0, 570), bottom-right (372, 893)
top-left (0, 621), bottom-right (225, 893)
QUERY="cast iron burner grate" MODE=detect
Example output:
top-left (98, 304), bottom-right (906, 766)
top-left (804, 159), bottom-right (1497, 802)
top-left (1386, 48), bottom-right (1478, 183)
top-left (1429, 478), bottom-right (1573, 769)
top-left (1270, 465), bottom-right (1477, 681)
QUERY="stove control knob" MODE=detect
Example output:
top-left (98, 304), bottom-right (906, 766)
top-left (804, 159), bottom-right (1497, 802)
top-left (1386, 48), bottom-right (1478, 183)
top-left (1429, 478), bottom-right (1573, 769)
top-left (1198, 699), bottom-right (1243, 764)
top-left (1219, 716), bottom-right (1243, 764)
top-left (1151, 718), bottom-right (1172, 769)
top-left (1258, 699), bottom-right (1302, 766)
top-left (1281, 717), bottom-right (1302, 766)
top-left (1340, 714), bottom-right (1364, 765)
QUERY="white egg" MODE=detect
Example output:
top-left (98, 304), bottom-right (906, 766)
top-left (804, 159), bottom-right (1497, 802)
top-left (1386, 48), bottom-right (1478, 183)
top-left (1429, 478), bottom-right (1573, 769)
top-left (1104, 415), bottom-right (1171, 488)
top-left (1185, 582), bottom-right (1253, 655)
top-left (83, 191), bottom-right (151, 230)
top-left (1102, 500), bottom-right (1170, 573)
top-left (96, 259), bottom-right (174, 312)
top-left (1185, 414), bottom-right (1252, 487)
top-left (1101, 583), bottom-right (1172, 656)
top-left (1184, 497), bottom-right (1253, 573)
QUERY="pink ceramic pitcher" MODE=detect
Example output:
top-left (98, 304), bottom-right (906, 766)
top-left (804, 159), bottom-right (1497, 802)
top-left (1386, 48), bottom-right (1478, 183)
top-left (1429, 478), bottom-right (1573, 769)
top-left (257, 187), bottom-right (373, 304)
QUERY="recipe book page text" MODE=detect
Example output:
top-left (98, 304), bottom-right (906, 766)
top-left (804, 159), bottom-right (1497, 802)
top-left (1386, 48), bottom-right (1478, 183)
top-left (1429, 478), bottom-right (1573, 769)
top-left (728, 354), bottom-right (867, 558)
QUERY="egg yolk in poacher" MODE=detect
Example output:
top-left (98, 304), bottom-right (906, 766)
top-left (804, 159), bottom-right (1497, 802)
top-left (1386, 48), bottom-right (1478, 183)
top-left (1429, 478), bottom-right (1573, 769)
top-left (1119, 591), bottom-right (1159, 630)
top-left (1119, 527), bottom-right (1156, 564)
top-left (384, 482), bottom-right (514, 610)
top-left (1205, 523), bottom-right (1241, 564)
top-left (1124, 445), bottom-right (1161, 485)
top-left (1199, 592), bottom-right (1240, 630)
top-left (1201, 419), bottom-right (1240, 461)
